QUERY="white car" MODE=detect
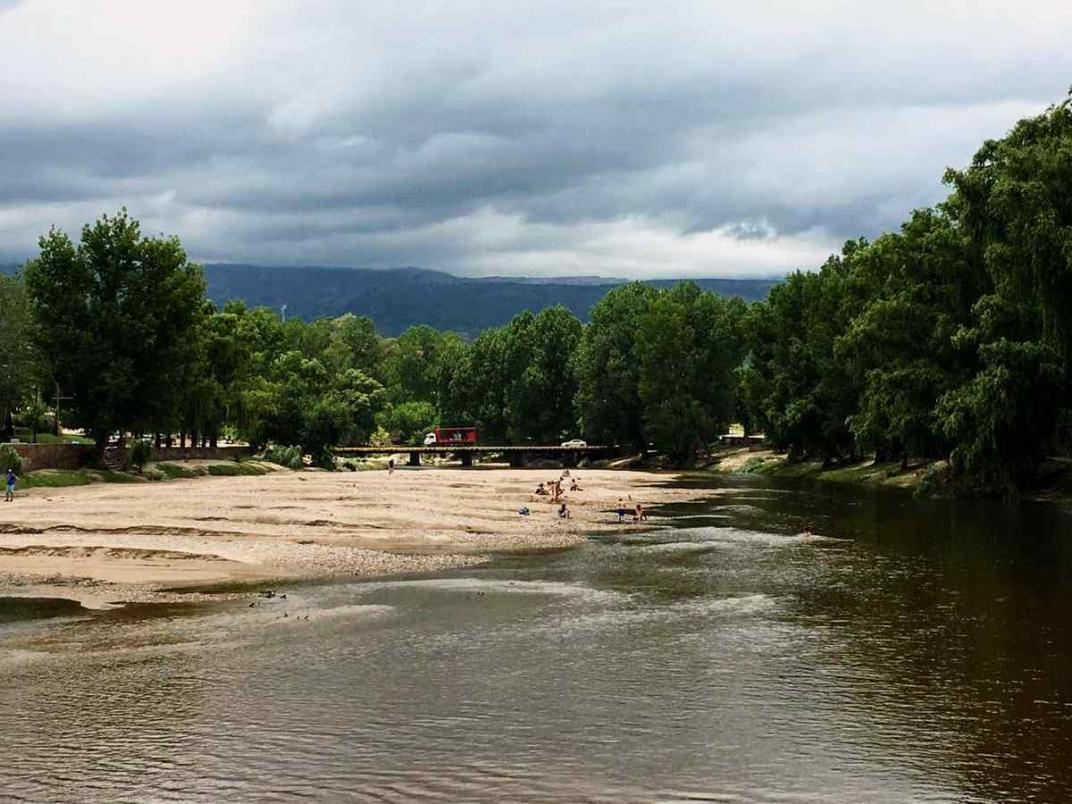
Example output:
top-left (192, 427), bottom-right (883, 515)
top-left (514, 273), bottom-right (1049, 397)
top-left (560, 439), bottom-right (587, 448)
top-left (423, 432), bottom-right (438, 446)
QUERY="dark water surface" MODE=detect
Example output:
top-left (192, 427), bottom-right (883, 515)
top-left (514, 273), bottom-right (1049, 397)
top-left (3, 476), bottom-right (1072, 802)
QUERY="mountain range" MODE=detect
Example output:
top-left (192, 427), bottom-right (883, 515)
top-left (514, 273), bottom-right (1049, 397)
top-left (2, 263), bottom-right (779, 336)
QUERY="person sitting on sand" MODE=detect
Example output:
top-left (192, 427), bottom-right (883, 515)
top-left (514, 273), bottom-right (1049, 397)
top-left (633, 503), bottom-right (647, 522)
top-left (558, 501), bottom-right (570, 519)
top-left (535, 482), bottom-right (549, 495)
top-left (5, 468), bottom-right (15, 502)
top-left (570, 478), bottom-right (582, 491)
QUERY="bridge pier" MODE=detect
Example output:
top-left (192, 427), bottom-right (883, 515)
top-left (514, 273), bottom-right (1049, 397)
top-left (408, 451), bottom-right (421, 467)
top-left (509, 451), bottom-right (527, 468)
top-left (459, 452), bottom-right (473, 467)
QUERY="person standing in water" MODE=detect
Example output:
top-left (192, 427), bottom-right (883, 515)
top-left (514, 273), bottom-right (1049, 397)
top-left (5, 468), bottom-right (15, 502)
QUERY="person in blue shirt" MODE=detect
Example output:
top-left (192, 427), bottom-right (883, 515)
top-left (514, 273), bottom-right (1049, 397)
top-left (5, 468), bottom-right (15, 502)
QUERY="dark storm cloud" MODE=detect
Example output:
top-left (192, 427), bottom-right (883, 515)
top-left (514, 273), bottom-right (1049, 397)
top-left (0, 1), bottom-right (1069, 276)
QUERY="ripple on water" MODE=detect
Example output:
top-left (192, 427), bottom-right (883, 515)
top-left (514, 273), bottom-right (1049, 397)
top-left (349, 576), bottom-right (630, 604)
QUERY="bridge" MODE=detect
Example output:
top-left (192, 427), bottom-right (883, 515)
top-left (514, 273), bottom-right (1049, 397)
top-left (334, 444), bottom-right (615, 467)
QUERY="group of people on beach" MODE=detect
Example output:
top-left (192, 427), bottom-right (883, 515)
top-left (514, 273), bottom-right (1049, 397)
top-left (528, 468), bottom-right (648, 524)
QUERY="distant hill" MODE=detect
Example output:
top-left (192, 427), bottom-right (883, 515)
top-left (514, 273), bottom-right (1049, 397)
top-left (203, 265), bottom-right (779, 336)
top-left (2, 262), bottom-right (780, 336)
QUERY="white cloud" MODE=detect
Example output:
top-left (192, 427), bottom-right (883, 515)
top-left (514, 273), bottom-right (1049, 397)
top-left (0, 0), bottom-right (1070, 276)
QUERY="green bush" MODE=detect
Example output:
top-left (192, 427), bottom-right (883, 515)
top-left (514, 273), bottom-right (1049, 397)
top-left (129, 440), bottom-right (154, 469)
top-left (264, 444), bottom-right (304, 470)
top-left (156, 462), bottom-right (200, 479)
top-left (19, 469), bottom-right (91, 489)
top-left (207, 462), bottom-right (268, 476)
top-left (0, 444), bottom-right (23, 473)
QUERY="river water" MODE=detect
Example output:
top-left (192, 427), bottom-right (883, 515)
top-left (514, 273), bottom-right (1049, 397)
top-left (3, 476), bottom-right (1072, 802)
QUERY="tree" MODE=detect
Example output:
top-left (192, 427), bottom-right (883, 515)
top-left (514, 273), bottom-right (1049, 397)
top-left (835, 210), bottom-right (980, 465)
top-left (22, 211), bottom-right (205, 452)
top-left (634, 283), bottom-right (745, 461)
top-left (0, 275), bottom-right (40, 432)
top-left (739, 253), bottom-right (859, 463)
top-left (377, 400), bottom-right (438, 445)
top-left (937, 92), bottom-right (1072, 487)
top-left (575, 283), bottom-right (658, 448)
top-left (383, 325), bottom-right (448, 403)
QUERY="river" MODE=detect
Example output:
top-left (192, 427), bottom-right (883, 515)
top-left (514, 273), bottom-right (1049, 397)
top-left (2, 475), bottom-right (1072, 802)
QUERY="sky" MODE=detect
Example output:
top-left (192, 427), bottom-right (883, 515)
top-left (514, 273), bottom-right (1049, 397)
top-left (0, 1), bottom-right (1069, 278)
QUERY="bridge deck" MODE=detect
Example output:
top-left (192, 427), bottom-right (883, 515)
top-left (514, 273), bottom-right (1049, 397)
top-left (335, 444), bottom-right (608, 454)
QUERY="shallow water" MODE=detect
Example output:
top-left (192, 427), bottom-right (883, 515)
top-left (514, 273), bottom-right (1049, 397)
top-left (3, 475), bottom-right (1072, 802)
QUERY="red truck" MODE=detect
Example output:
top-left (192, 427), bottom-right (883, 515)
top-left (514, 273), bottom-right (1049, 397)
top-left (423, 426), bottom-right (478, 446)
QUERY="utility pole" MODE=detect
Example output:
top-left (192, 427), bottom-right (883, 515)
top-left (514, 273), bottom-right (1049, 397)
top-left (53, 381), bottom-right (73, 437)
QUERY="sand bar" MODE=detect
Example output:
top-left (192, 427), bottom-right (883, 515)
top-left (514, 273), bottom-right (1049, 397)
top-left (0, 465), bottom-right (697, 606)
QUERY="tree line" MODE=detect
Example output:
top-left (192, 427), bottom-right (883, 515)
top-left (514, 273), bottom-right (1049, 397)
top-left (2, 93), bottom-right (1071, 491)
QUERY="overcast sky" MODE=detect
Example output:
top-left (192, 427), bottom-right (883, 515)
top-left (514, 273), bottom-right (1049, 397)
top-left (0, 1), bottom-right (1069, 278)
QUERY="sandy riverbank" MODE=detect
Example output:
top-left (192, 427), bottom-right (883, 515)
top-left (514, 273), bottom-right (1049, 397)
top-left (0, 465), bottom-right (695, 607)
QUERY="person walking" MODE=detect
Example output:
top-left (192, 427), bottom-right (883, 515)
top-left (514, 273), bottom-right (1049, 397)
top-left (5, 468), bottom-right (16, 502)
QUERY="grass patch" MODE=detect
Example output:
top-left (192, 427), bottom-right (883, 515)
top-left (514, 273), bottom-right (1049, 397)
top-left (207, 462), bottom-right (269, 477)
top-left (97, 469), bottom-right (142, 483)
top-left (18, 469), bottom-right (94, 489)
top-left (739, 456), bottom-right (771, 474)
top-left (747, 457), bottom-right (947, 494)
top-left (155, 462), bottom-right (201, 479)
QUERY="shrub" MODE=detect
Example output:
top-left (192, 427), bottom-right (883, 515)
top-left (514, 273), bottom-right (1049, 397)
top-left (129, 440), bottom-right (155, 470)
top-left (208, 462), bottom-right (268, 477)
top-left (156, 462), bottom-right (200, 479)
top-left (0, 444), bottom-right (23, 473)
top-left (264, 444), bottom-right (304, 470)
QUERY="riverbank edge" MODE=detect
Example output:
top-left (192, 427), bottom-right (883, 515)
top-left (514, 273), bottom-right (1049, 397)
top-left (700, 448), bottom-right (1072, 506)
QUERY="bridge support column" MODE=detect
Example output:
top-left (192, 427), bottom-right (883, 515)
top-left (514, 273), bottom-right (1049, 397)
top-left (408, 451), bottom-right (421, 467)
top-left (509, 451), bottom-right (527, 468)
top-left (460, 452), bottom-right (473, 467)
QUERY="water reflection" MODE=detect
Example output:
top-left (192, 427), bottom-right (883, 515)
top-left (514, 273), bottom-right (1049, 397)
top-left (2, 475), bottom-right (1071, 801)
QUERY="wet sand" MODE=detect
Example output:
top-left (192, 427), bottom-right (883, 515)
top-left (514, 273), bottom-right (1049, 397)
top-left (0, 465), bottom-right (693, 606)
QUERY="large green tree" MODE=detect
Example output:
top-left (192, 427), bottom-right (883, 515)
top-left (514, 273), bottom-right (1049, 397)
top-left (739, 253), bottom-right (859, 463)
top-left (0, 275), bottom-right (40, 432)
top-left (575, 283), bottom-right (658, 448)
top-left (937, 93), bottom-right (1072, 488)
top-left (636, 283), bottom-right (745, 461)
top-left (836, 209), bottom-right (981, 465)
top-left (23, 211), bottom-right (205, 449)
